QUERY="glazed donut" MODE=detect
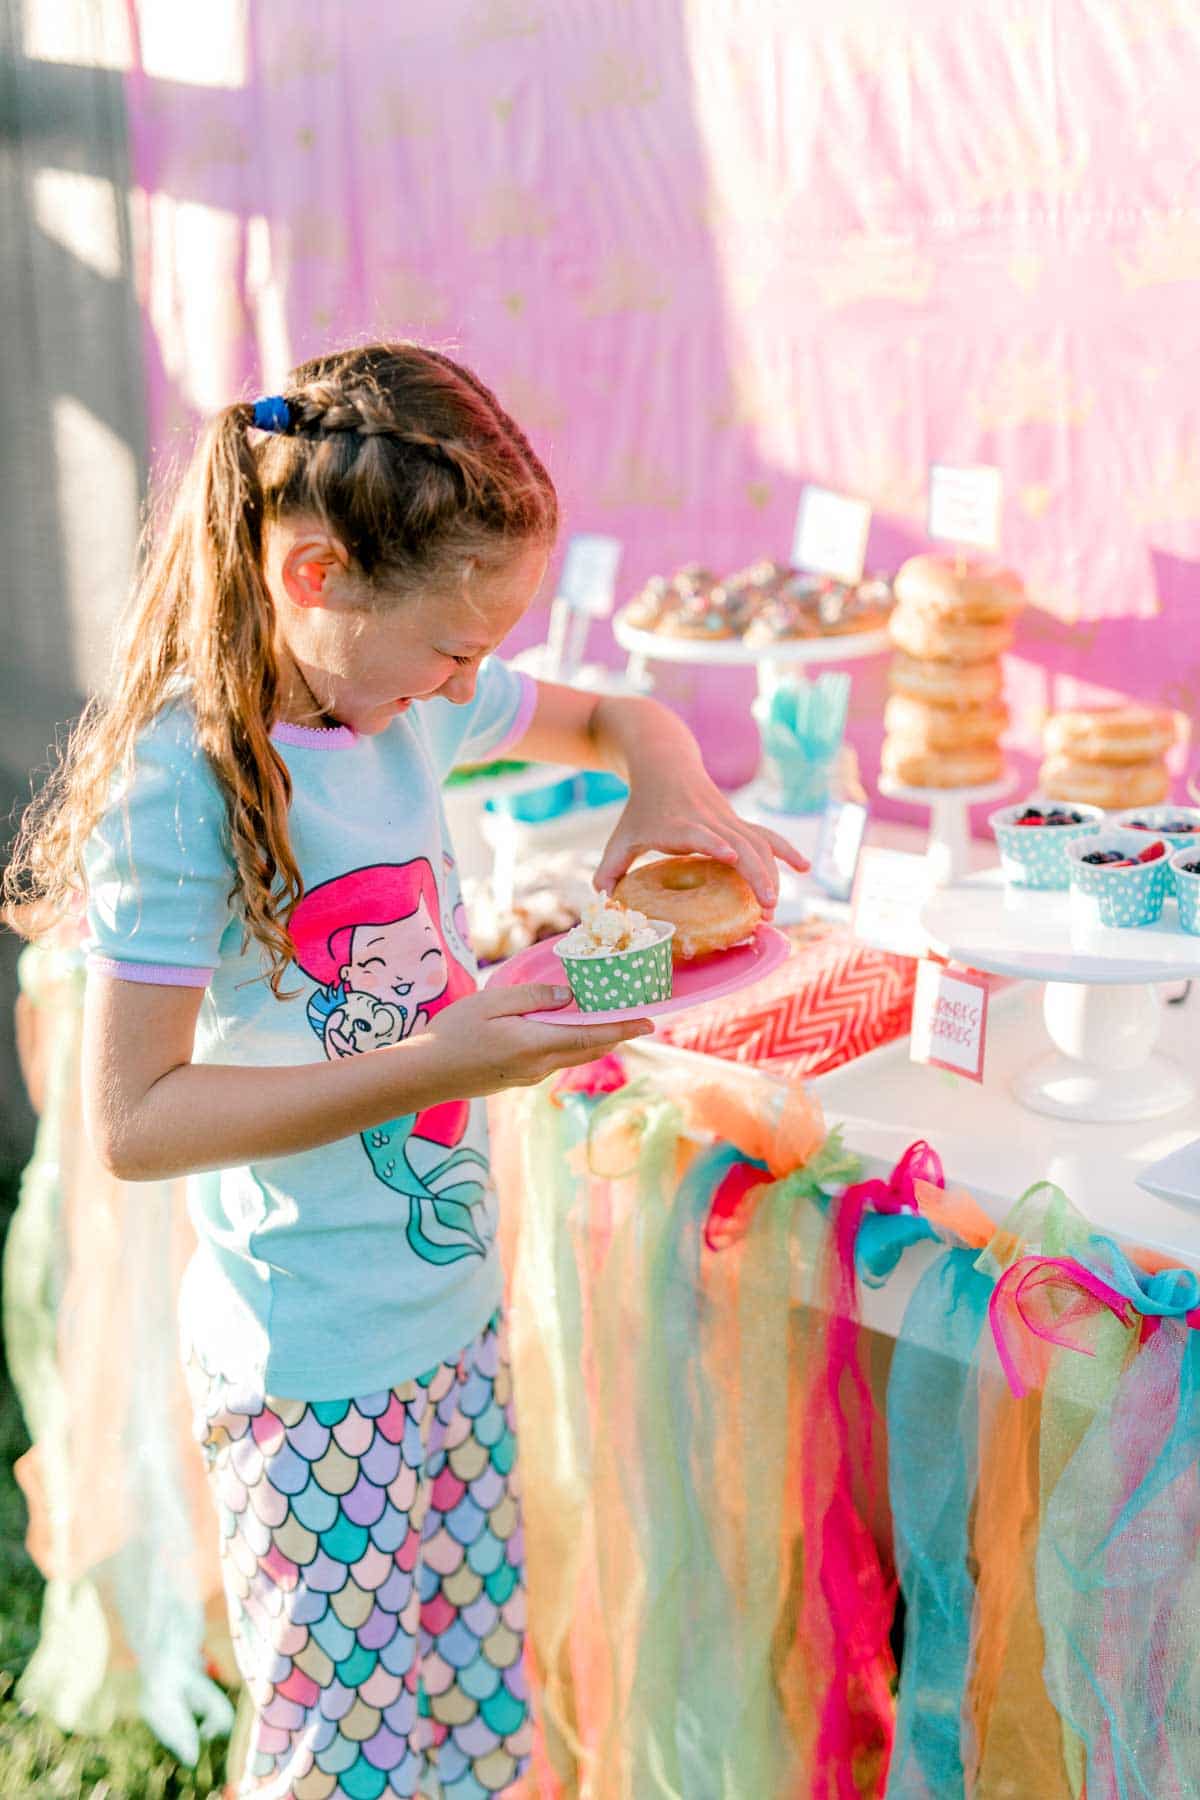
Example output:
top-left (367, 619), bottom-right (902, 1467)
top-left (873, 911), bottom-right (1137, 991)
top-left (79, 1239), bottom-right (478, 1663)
top-left (612, 856), bottom-right (762, 962)
top-left (893, 554), bottom-right (1025, 624)
top-left (1043, 705), bottom-right (1178, 766)
top-left (889, 605), bottom-right (1014, 664)
top-left (1038, 755), bottom-right (1170, 810)
top-left (882, 741), bottom-right (1005, 790)
top-left (884, 693), bottom-right (1008, 751)
top-left (887, 653), bottom-right (1004, 709)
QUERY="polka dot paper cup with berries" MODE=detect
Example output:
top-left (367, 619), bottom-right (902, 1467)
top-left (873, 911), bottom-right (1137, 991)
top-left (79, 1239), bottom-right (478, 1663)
top-left (555, 921), bottom-right (675, 1011)
top-left (1113, 806), bottom-right (1200, 896)
top-left (1170, 847), bottom-right (1200, 935)
top-left (1066, 829), bottom-right (1170, 929)
top-left (989, 799), bottom-right (1105, 890)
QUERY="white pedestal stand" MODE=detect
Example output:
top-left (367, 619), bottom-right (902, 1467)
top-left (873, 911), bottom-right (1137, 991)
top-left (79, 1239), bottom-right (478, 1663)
top-left (922, 871), bottom-right (1200, 1123)
top-left (612, 609), bottom-right (889, 779)
top-left (879, 773), bottom-right (1015, 888)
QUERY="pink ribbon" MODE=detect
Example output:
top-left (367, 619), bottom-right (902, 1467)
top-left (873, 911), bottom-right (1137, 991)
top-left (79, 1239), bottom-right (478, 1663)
top-left (837, 1137), bottom-right (944, 1223)
top-left (800, 1143), bottom-right (944, 1794)
top-left (550, 1052), bottom-right (629, 1102)
top-left (989, 1256), bottom-right (1134, 1398)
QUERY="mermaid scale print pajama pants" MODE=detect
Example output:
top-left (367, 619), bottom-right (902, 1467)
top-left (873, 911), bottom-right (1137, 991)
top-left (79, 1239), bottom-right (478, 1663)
top-left (188, 1312), bottom-right (531, 1800)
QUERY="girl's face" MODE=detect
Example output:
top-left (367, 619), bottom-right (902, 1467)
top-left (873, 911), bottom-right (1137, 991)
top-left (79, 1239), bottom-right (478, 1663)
top-left (270, 535), bottom-right (547, 735)
top-left (341, 899), bottom-right (448, 1007)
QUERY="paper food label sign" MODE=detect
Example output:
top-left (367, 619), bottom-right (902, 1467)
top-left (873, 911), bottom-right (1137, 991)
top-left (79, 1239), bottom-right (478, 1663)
top-left (812, 799), bottom-right (869, 902)
top-left (927, 464), bottom-right (1003, 552)
top-left (910, 960), bottom-right (989, 1082)
top-left (557, 533), bottom-right (622, 616)
top-left (792, 485), bottom-right (872, 584)
top-left (851, 847), bottom-right (931, 960)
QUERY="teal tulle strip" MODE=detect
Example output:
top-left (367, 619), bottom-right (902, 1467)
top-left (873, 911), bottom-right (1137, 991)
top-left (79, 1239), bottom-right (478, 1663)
top-left (885, 1246), bottom-right (992, 1799)
top-left (1036, 1236), bottom-right (1200, 1800)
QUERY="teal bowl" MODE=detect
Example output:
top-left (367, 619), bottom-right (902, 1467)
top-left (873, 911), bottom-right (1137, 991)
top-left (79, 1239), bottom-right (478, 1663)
top-left (1113, 806), bottom-right (1200, 895)
top-left (989, 800), bottom-right (1105, 890)
top-left (1067, 830), bottom-right (1169, 928)
top-left (1170, 846), bottom-right (1200, 934)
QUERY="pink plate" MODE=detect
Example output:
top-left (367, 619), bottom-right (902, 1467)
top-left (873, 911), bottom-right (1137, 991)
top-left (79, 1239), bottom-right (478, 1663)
top-left (483, 924), bottom-right (792, 1025)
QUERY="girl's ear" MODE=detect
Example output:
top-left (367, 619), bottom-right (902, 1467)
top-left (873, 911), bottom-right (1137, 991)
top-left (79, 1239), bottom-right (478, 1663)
top-left (281, 533), bottom-right (350, 609)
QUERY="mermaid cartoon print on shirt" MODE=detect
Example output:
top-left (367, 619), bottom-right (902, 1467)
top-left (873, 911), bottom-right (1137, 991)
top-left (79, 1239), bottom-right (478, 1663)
top-left (288, 860), bottom-right (491, 1268)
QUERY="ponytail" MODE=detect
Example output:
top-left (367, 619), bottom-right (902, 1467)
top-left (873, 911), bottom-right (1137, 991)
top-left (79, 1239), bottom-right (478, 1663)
top-left (6, 402), bottom-right (302, 994)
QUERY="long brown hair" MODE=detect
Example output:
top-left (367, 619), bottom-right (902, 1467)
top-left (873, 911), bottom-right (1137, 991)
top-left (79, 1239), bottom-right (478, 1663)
top-left (5, 342), bottom-right (558, 990)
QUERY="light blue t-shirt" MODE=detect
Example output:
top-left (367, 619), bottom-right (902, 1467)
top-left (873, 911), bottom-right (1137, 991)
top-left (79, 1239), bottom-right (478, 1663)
top-left (84, 660), bottom-right (536, 1401)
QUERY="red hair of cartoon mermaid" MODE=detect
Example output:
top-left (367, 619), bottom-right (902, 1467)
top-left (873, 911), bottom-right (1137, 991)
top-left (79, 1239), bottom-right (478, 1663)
top-left (287, 858), bottom-right (475, 1014)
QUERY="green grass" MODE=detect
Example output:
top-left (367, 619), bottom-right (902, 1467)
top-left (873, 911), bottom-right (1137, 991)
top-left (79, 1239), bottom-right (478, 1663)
top-left (0, 1166), bottom-right (232, 1798)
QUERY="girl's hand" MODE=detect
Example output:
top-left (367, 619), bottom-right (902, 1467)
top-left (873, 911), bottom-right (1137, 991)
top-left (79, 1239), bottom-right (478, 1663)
top-left (420, 984), bottom-right (653, 1097)
top-left (594, 771), bottom-right (810, 914)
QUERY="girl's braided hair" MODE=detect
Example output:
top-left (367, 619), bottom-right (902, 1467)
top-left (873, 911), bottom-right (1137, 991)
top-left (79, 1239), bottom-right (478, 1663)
top-left (5, 342), bottom-right (558, 992)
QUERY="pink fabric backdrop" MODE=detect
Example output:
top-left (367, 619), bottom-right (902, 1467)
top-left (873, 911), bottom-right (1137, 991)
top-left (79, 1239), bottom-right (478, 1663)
top-left (123, 0), bottom-right (1200, 799)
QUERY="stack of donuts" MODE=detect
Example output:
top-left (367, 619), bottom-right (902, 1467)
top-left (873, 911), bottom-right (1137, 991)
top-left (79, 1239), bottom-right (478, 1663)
top-left (881, 554), bottom-right (1024, 789)
top-left (1039, 705), bottom-right (1177, 809)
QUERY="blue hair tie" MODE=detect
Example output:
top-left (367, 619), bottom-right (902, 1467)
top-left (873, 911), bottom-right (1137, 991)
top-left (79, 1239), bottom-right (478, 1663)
top-left (252, 394), bottom-right (292, 433)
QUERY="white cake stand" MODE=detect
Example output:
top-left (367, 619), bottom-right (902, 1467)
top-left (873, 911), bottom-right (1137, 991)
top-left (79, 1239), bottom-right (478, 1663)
top-left (612, 609), bottom-right (890, 789)
top-left (922, 869), bottom-right (1200, 1123)
top-left (879, 772), bottom-right (1015, 887)
top-left (611, 611), bottom-right (892, 677)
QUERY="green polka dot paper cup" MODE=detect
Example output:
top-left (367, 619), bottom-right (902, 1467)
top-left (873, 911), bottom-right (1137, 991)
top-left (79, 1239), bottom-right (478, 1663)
top-left (1113, 806), bottom-right (1200, 895)
top-left (554, 921), bottom-right (675, 1011)
top-left (1067, 830), bottom-right (1169, 929)
top-left (1170, 847), bottom-right (1200, 935)
top-left (989, 799), bottom-right (1105, 890)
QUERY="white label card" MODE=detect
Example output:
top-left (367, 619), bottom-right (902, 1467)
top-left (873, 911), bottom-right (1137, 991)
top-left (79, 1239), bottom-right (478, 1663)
top-left (556, 534), bottom-right (623, 617)
top-left (910, 960), bottom-right (989, 1083)
top-left (811, 799), bottom-right (869, 902)
top-left (850, 847), bottom-right (932, 960)
top-left (791, 485), bottom-right (872, 584)
top-left (927, 463), bottom-right (1003, 552)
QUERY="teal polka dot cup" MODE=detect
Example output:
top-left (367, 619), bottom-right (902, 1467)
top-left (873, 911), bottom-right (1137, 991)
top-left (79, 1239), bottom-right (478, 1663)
top-left (555, 922), bottom-right (675, 1011)
top-left (1113, 806), bottom-right (1200, 896)
top-left (989, 798), bottom-right (1105, 890)
top-left (1170, 847), bottom-right (1200, 935)
top-left (1067, 830), bottom-right (1169, 928)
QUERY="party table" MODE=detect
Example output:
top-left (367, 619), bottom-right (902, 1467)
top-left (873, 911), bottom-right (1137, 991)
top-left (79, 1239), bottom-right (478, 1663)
top-left (493, 952), bottom-right (1200, 1799)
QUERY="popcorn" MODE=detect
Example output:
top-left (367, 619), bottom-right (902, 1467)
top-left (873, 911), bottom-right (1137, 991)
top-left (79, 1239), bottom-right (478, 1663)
top-left (558, 891), bottom-right (664, 958)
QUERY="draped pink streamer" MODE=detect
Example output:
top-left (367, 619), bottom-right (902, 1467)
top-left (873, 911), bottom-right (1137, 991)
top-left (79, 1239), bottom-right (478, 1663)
top-left (989, 1257), bottom-right (1134, 1399)
top-left (798, 1144), bottom-right (944, 1795)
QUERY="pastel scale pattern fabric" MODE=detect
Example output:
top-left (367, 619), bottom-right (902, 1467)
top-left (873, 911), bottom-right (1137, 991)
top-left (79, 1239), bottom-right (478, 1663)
top-left (187, 1313), bottom-right (529, 1799)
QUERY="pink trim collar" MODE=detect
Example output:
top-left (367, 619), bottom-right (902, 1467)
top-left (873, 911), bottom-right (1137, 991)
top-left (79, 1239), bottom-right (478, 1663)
top-left (271, 719), bottom-right (359, 750)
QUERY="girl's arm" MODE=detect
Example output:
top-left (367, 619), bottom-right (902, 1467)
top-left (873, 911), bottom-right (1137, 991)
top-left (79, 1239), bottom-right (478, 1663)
top-left (84, 971), bottom-right (650, 1182)
top-left (509, 682), bottom-right (810, 906)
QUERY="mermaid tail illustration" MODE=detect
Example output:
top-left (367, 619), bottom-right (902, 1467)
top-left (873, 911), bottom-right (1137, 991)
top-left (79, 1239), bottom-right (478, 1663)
top-left (362, 1116), bottom-right (490, 1265)
top-left (307, 985), bottom-right (490, 1266)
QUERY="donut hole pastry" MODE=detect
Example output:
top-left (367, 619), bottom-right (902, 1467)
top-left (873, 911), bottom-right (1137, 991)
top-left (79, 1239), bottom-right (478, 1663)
top-left (613, 855), bottom-right (763, 962)
top-left (887, 653), bottom-right (1004, 710)
top-left (1043, 705), bottom-right (1178, 766)
top-left (884, 694), bottom-right (1008, 751)
top-left (1038, 754), bottom-right (1171, 810)
top-left (889, 607), bottom-right (1015, 665)
top-left (893, 553), bottom-right (1026, 624)
top-left (882, 741), bottom-right (1005, 790)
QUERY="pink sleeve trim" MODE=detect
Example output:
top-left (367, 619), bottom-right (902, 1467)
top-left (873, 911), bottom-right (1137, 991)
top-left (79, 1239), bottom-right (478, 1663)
top-left (88, 956), bottom-right (214, 988)
top-left (490, 671), bottom-right (539, 758)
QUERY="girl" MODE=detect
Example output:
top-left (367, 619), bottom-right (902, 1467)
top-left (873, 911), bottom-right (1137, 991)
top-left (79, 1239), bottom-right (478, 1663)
top-left (5, 342), bottom-right (806, 1800)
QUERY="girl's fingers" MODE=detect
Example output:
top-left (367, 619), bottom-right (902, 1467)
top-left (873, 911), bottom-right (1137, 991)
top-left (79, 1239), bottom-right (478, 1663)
top-left (594, 827), bottom-right (737, 893)
top-left (754, 824), bottom-right (811, 874)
